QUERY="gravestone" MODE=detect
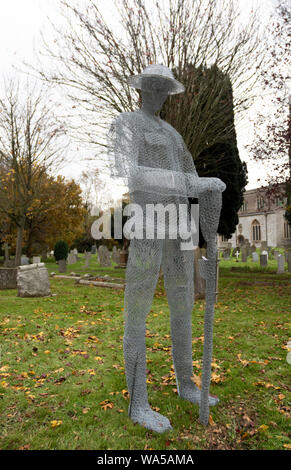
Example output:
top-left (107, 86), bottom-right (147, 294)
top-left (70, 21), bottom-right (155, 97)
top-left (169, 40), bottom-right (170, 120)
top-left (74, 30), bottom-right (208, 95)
top-left (98, 246), bottom-right (111, 267)
top-left (3, 243), bottom-right (10, 263)
top-left (273, 250), bottom-right (279, 261)
top-left (3, 243), bottom-right (13, 267)
top-left (232, 247), bottom-right (240, 257)
top-left (32, 256), bottom-right (41, 264)
top-left (252, 252), bottom-right (259, 262)
top-left (21, 255), bottom-right (29, 265)
top-left (250, 244), bottom-right (257, 253)
top-left (73, 248), bottom-right (78, 256)
top-left (260, 254), bottom-right (268, 267)
top-left (261, 250), bottom-right (268, 261)
top-left (58, 259), bottom-right (67, 273)
top-left (286, 251), bottom-right (291, 273)
top-left (91, 245), bottom-right (97, 254)
top-left (112, 246), bottom-right (121, 264)
top-left (241, 247), bottom-right (248, 262)
top-left (17, 263), bottom-right (51, 297)
top-left (0, 268), bottom-right (17, 289)
top-left (84, 251), bottom-right (92, 268)
top-left (260, 241), bottom-right (267, 251)
top-left (234, 250), bottom-right (240, 262)
top-left (277, 254), bottom-right (285, 274)
top-left (246, 244), bottom-right (252, 257)
top-left (67, 252), bottom-right (77, 265)
top-left (223, 248), bottom-right (231, 260)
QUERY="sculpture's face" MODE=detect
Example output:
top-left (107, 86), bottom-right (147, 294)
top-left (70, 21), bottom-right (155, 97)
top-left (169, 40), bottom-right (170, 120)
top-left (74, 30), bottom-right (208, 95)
top-left (141, 89), bottom-right (168, 113)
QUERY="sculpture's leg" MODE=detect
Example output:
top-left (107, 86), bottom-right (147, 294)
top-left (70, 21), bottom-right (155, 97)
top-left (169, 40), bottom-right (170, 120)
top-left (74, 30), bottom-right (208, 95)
top-left (162, 239), bottom-right (219, 407)
top-left (123, 238), bottom-right (172, 433)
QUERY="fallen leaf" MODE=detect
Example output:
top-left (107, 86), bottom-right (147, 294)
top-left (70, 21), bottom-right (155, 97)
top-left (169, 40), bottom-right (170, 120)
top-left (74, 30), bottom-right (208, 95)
top-left (50, 420), bottom-right (62, 427)
top-left (191, 374), bottom-right (201, 388)
top-left (99, 399), bottom-right (114, 410)
top-left (256, 424), bottom-right (269, 433)
top-left (209, 415), bottom-right (216, 426)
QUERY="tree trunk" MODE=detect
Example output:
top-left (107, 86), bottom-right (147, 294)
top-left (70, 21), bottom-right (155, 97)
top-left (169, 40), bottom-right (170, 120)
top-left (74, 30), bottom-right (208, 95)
top-left (15, 224), bottom-right (24, 267)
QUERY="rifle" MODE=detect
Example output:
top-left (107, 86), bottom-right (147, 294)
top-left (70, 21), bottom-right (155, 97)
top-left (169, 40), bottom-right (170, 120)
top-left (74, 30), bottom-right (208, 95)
top-left (198, 189), bottom-right (223, 425)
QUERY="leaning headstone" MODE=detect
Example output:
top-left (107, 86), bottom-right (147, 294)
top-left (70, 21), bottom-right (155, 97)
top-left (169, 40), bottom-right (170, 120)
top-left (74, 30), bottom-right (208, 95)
top-left (0, 268), bottom-right (17, 289)
top-left (17, 263), bottom-right (51, 297)
top-left (32, 256), bottom-right (41, 264)
top-left (260, 254), bottom-right (268, 267)
top-left (252, 252), bottom-right (259, 262)
top-left (277, 254), bottom-right (285, 274)
top-left (98, 246), bottom-right (111, 267)
top-left (67, 252), bottom-right (77, 265)
top-left (20, 255), bottom-right (29, 265)
top-left (84, 251), bottom-right (92, 268)
top-left (58, 259), bottom-right (67, 273)
top-left (241, 247), bottom-right (247, 262)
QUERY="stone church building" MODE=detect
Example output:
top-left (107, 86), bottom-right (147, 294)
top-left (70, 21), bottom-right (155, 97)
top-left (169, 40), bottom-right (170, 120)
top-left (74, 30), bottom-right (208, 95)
top-left (218, 185), bottom-right (291, 249)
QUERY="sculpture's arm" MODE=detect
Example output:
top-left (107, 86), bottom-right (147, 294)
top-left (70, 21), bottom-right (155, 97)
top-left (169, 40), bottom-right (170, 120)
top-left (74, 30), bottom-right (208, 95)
top-left (180, 138), bottom-right (226, 198)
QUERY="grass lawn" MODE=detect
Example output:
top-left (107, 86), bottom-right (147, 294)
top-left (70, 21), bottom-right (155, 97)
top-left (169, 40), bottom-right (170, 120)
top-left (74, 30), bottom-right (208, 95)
top-left (0, 254), bottom-right (290, 450)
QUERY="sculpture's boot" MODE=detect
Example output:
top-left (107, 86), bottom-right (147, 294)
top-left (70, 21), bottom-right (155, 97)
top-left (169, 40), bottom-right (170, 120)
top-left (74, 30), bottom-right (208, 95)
top-left (123, 334), bottom-right (172, 433)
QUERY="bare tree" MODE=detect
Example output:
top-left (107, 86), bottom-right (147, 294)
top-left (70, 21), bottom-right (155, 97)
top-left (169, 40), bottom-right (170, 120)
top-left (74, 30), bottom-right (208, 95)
top-left (248, 1), bottom-right (290, 185)
top-left (32, 0), bottom-right (265, 166)
top-left (0, 80), bottom-right (67, 266)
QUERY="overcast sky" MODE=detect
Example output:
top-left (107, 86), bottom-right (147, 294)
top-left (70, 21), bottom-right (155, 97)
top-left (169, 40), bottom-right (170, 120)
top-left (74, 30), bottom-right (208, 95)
top-left (0, 0), bottom-right (282, 200)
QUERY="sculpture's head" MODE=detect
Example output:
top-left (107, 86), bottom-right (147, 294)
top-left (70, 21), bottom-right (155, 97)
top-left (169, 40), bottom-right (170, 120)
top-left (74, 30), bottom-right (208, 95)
top-left (127, 64), bottom-right (184, 112)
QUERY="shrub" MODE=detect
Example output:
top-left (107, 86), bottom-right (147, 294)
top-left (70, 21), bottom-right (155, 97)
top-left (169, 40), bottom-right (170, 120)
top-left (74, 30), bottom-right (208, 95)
top-left (54, 240), bottom-right (69, 261)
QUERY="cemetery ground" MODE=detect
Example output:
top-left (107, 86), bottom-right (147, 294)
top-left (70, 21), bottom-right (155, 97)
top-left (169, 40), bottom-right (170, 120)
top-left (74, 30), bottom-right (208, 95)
top-left (0, 254), bottom-right (290, 451)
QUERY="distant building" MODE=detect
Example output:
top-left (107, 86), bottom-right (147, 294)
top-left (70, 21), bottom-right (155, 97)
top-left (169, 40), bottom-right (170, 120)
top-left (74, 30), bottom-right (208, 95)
top-left (218, 185), bottom-right (291, 249)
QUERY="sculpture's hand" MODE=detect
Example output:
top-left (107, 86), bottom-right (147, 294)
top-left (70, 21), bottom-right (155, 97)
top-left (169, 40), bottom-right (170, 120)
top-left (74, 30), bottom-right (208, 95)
top-left (196, 177), bottom-right (226, 195)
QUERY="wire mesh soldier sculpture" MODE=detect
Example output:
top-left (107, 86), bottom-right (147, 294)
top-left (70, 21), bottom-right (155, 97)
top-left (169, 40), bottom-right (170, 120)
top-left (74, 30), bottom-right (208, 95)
top-left (108, 64), bottom-right (226, 433)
